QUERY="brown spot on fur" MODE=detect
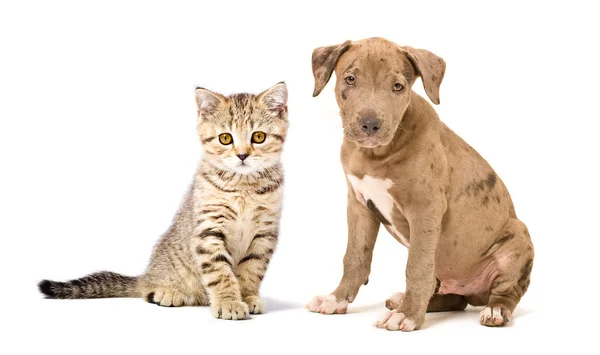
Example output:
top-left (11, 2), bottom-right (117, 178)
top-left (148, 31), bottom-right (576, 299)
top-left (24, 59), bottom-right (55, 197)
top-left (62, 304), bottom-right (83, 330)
top-left (453, 240), bottom-right (458, 247)
top-left (461, 175), bottom-right (496, 199)
top-left (482, 196), bottom-right (490, 206)
top-left (486, 172), bottom-right (497, 189)
top-left (430, 163), bottom-right (434, 170)
top-left (518, 259), bottom-right (533, 293)
top-left (341, 87), bottom-right (349, 100)
top-left (485, 225), bottom-right (494, 232)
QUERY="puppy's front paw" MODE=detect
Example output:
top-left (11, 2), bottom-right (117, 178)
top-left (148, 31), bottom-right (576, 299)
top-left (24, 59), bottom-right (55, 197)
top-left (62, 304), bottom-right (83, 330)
top-left (244, 295), bottom-right (264, 314)
top-left (385, 292), bottom-right (405, 310)
top-left (305, 295), bottom-right (348, 315)
top-left (374, 309), bottom-right (423, 332)
top-left (480, 304), bottom-right (511, 327)
top-left (212, 299), bottom-right (249, 320)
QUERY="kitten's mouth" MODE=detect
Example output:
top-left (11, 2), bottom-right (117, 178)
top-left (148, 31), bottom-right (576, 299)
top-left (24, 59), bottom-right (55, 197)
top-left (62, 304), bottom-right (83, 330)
top-left (235, 163), bottom-right (254, 172)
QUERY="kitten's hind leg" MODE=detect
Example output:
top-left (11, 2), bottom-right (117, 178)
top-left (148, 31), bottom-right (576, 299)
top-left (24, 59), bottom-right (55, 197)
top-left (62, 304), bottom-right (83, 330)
top-left (141, 269), bottom-right (202, 307)
top-left (145, 286), bottom-right (197, 307)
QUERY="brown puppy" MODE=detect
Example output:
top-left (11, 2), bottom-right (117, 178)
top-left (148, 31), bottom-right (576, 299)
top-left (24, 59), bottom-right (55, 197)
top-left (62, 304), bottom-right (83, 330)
top-left (305, 37), bottom-right (534, 331)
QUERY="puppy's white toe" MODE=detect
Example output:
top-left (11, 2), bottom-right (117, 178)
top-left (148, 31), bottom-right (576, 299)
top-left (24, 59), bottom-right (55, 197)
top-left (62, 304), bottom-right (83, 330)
top-left (306, 294), bottom-right (348, 314)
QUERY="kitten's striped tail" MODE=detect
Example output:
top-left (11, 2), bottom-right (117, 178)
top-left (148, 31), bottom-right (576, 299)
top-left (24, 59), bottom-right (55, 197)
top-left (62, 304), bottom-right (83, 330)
top-left (38, 271), bottom-right (140, 299)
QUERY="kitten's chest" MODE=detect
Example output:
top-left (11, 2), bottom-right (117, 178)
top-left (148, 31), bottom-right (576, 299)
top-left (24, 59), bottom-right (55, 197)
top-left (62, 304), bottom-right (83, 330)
top-left (230, 198), bottom-right (257, 261)
top-left (228, 194), bottom-right (279, 263)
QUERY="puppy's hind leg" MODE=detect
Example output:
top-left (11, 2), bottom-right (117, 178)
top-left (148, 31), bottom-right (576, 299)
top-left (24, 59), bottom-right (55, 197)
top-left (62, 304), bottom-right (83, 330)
top-left (479, 219), bottom-right (534, 327)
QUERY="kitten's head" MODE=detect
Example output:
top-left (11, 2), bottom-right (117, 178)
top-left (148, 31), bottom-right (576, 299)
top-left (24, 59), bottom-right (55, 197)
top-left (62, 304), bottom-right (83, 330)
top-left (195, 82), bottom-right (288, 175)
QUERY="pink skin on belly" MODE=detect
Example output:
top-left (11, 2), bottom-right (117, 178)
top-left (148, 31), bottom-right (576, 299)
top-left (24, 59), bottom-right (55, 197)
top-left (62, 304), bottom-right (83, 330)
top-left (438, 252), bottom-right (512, 296)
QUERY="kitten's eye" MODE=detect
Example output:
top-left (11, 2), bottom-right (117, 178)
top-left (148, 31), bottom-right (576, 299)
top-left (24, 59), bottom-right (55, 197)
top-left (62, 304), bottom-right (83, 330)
top-left (251, 131), bottom-right (266, 144)
top-left (218, 133), bottom-right (233, 145)
top-left (345, 75), bottom-right (356, 85)
top-left (393, 82), bottom-right (404, 91)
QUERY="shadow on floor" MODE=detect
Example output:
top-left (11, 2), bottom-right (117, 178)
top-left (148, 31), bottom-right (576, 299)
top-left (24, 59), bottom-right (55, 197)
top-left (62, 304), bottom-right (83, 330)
top-left (423, 305), bottom-right (534, 329)
top-left (263, 297), bottom-right (305, 312)
top-left (348, 301), bottom-right (385, 314)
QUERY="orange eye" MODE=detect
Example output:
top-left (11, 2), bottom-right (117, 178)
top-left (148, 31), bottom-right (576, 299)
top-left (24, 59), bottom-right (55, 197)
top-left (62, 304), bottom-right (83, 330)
top-left (345, 75), bottom-right (356, 85)
top-left (218, 133), bottom-right (233, 145)
top-left (251, 131), bottom-right (266, 144)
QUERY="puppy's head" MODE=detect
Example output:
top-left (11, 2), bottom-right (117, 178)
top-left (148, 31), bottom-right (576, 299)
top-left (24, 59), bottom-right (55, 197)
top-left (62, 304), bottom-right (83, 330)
top-left (312, 37), bottom-right (445, 148)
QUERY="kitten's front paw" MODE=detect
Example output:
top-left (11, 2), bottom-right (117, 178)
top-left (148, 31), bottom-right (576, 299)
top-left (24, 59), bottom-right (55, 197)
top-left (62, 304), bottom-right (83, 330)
top-left (243, 295), bottom-right (265, 314)
top-left (305, 295), bottom-right (348, 314)
top-left (212, 299), bottom-right (249, 320)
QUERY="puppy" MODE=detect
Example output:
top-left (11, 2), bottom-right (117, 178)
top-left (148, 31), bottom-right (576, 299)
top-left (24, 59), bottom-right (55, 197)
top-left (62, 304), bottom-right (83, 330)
top-left (306, 37), bottom-right (534, 331)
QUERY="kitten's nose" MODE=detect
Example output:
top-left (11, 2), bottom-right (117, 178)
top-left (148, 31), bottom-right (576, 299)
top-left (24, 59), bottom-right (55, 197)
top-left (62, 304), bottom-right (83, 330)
top-left (237, 153), bottom-right (249, 161)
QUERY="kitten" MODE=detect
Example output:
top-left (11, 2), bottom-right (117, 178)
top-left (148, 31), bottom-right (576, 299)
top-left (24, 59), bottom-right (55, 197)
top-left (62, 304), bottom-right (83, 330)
top-left (38, 82), bottom-right (289, 320)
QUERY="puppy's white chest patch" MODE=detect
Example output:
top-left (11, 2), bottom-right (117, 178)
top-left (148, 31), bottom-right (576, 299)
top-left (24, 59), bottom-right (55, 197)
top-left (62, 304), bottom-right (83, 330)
top-left (346, 174), bottom-right (409, 247)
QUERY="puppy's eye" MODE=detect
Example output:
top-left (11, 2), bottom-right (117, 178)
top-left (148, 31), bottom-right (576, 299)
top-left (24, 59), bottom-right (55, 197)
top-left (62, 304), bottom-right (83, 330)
top-left (345, 76), bottom-right (356, 85)
top-left (393, 82), bottom-right (404, 92)
top-left (251, 131), bottom-right (266, 144)
top-left (218, 133), bottom-right (233, 145)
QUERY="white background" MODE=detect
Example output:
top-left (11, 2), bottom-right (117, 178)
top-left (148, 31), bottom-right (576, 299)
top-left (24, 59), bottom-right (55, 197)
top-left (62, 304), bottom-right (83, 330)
top-left (1, 0), bottom-right (599, 354)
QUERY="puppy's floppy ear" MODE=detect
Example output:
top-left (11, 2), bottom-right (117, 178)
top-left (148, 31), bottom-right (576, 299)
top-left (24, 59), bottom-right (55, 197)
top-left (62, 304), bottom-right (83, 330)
top-left (195, 87), bottom-right (226, 117)
top-left (258, 82), bottom-right (288, 118)
top-left (402, 46), bottom-right (446, 105)
top-left (311, 40), bottom-right (352, 97)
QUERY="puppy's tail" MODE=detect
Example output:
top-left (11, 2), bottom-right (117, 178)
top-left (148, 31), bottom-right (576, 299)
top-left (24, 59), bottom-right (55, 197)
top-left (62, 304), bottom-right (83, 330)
top-left (38, 271), bottom-right (141, 299)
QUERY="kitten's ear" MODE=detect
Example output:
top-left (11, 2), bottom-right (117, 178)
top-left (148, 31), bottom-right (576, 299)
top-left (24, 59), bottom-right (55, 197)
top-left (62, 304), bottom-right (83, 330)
top-left (258, 82), bottom-right (288, 118)
top-left (195, 87), bottom-right (225, 117)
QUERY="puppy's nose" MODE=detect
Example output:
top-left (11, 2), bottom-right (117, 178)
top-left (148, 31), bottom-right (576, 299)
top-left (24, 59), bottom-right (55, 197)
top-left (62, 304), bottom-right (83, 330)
top-left (237, 153), bottom-right (249, 161)
top-left (360, 117), bottom-right (381, 135)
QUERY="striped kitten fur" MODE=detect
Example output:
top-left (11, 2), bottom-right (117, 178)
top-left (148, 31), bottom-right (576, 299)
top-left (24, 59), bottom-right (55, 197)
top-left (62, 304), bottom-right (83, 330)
top-left (39, 82), bottom-right (288, 320)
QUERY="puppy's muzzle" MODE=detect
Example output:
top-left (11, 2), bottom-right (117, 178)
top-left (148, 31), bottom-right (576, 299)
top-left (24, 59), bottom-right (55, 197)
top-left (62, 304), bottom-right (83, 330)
top-left (359, 111), bottom-right (382, 136)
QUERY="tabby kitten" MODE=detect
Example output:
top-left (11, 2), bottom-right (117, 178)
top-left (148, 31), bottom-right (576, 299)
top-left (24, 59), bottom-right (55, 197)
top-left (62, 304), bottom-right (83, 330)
top-left (39, 82), bottom-right (289, 320)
